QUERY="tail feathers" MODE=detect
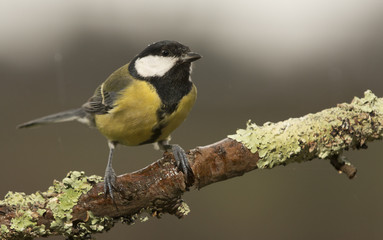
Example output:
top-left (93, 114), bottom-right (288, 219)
top-left (17, 108), bottom-right (87, 129)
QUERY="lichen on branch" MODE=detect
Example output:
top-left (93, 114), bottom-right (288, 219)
top-left (1, 90), bottom-right (382, 239)
top-left (229, 90), bottom-right (383, 168)
top-left (0, 172), bottom-right (112, 239)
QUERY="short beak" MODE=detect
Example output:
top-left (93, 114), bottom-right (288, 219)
top-left (181, 52), bottom-right (202, 63)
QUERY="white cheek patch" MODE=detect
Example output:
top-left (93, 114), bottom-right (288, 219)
top-left (135, 55), bottom-right (177, 78)
top-left (188, 64), bottom-right (194, 82)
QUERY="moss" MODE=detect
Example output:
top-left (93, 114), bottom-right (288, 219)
top-left (229, 90), bottom-right (383, 169)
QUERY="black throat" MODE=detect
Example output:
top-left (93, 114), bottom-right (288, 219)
top-left (129, 60), bottom-right (193, 115)
top-left (129, 59), bottom-right (194, 145)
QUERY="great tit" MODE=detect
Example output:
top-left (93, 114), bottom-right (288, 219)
top-left (18, 40), bottom-right (201, 199)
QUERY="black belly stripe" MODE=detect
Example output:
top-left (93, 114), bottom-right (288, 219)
top-left (139, 105), bottom-right (174, 145)
top-left (130, 60), bottom-right (193, 145)
top-left (139, 127), bottom-right (163, 145)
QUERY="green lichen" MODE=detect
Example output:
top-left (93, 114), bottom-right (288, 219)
top-left (0, 191), bottom-right (45, 207)
top-left (46, 171), bottom-right (103, 237)
top-left (1, 224), bottom-right (9, 234)
top-left (0, 191), bottom-right (48, 238)
top-left (352, 89), bottom-right (383, 113)
top-left (229, 90), bottom-right (383, 169)
top-left (1, 171), bottom-right (105, 239)
top-left (10, 210), bottom-right (36, 232)
top-left (44, 171), bottom-right (114, 239)
top-left (75, 211), bottom-right (114, 238)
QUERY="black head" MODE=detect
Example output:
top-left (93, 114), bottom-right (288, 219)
top-left (129, 40), bottom-right (201, 79)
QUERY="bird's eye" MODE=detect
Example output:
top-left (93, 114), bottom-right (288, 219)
top-left (161, 50), bottom-right (170, 56)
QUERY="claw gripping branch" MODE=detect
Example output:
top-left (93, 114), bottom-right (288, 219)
top-left (1, 90), bottom-right (382, 239)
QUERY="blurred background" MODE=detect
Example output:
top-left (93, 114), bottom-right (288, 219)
top-left (1, 0), bottom-right (383, 239)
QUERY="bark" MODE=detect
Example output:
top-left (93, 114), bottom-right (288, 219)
top-left (1, 90), bottom-right (382, 239)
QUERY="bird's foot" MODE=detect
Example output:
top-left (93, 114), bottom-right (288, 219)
top-left (170, 144), bottom-right (195, 186)
top-left (104, 166), bottom-right (117, 200)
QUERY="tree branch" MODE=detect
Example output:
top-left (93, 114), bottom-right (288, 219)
top-left (1, 90), bottom-right (382, 239)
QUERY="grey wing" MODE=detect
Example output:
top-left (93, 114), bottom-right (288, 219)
top-left (82, 85), bottom-right (118, 115)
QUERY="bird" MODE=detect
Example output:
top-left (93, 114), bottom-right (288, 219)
top-left (18, 40), bottom-right (201, 199)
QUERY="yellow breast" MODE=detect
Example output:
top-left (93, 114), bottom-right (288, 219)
top-left (95, 80), bottom-right (161, 146)
top-left (95, 81), bottom-right (197, 146)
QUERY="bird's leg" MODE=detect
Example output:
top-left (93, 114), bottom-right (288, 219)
top-left (104, 141), bottom-right (117, 199)
top-left (157, 140), bottom-right (194, 185)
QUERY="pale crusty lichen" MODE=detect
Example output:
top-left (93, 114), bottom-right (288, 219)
top-left (45, 171), bottom-right (112, 238)
top-left (75, 211), bottom-right (114, 238)
top-left (0, 171), bottom-right (115, 239)
top-left (0, 191), bottom-right (48, 239)
top-left (229, 90), bottom-right (383, 169)
top-left (177, 202), bottom-right (191, 216)
top-left (1, 224), bottom-right (9, 233)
